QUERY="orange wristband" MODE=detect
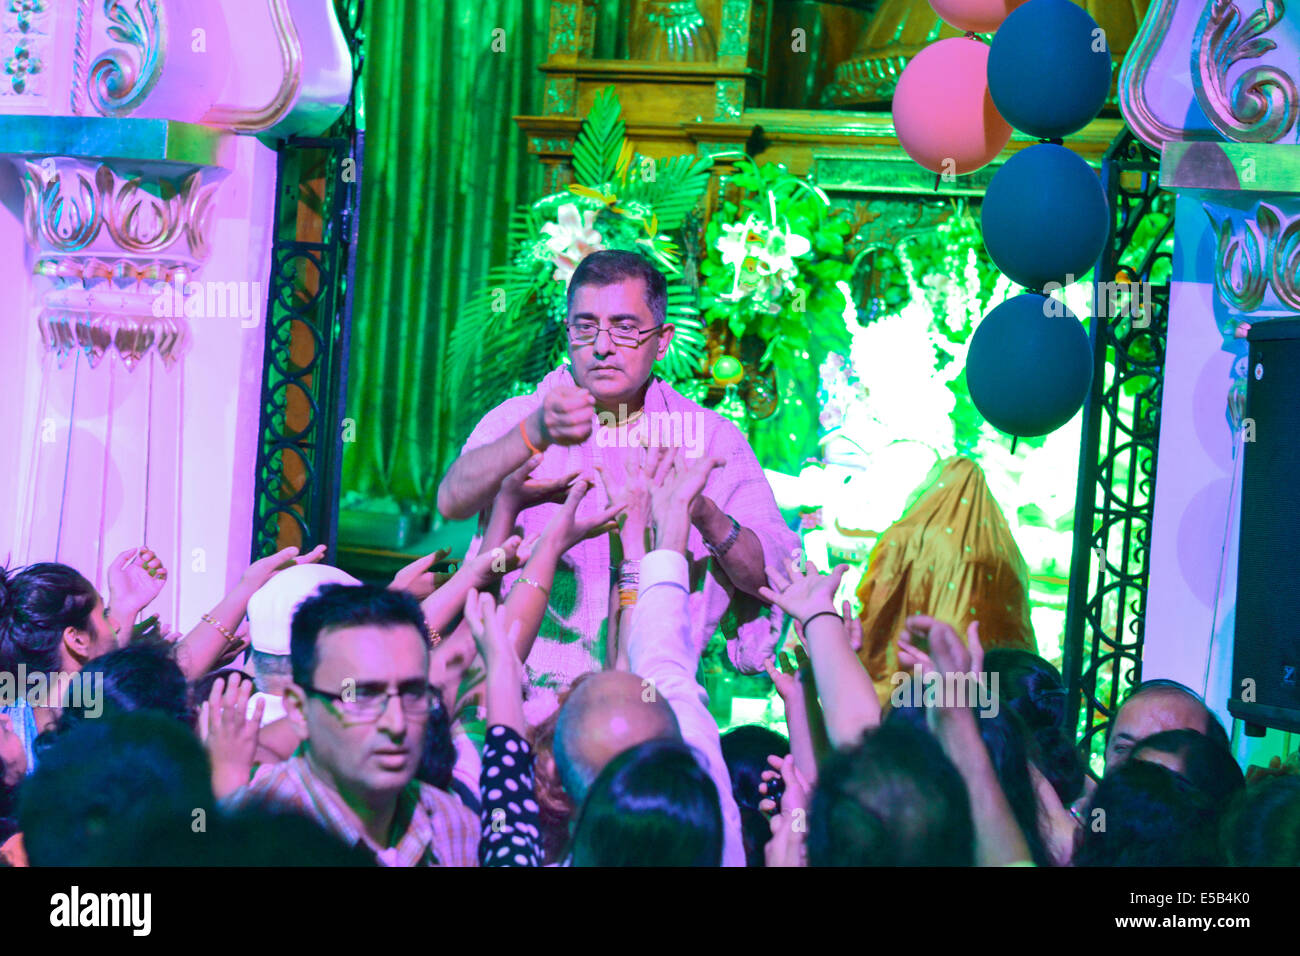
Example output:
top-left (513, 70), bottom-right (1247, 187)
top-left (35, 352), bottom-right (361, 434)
top-left (520, 420), bottom-right (543, 457)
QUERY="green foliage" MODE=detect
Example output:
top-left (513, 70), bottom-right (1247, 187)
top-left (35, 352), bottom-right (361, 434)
top-left (571, 86), bottom-right (626, 188)
top-left (446, 87), bottom-right (714, 443)
top-left (633, 153), bottom-right (716, 230)
top-left (660, 282), bottom-right (706, 380)
top-left (698, 157), bottom-right (856, 472)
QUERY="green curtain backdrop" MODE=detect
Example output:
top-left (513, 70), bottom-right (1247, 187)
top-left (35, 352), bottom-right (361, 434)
top-left (343, 0), bottom-right (553, 507)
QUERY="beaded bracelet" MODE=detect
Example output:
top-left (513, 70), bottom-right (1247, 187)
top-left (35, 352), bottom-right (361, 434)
top-left (515, 575), bottom-right (549, 598)
top-left (201, 612), bottom-right (239, 643)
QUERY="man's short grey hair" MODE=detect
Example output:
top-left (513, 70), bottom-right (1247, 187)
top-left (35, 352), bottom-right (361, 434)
top-left (251, 650), bottom-right (293, 680)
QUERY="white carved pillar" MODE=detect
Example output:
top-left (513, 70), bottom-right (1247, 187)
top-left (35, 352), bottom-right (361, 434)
top-left (0, 0), bottom-right (351, 632)
top-left (1122, 0), bottom-right (1299, 763)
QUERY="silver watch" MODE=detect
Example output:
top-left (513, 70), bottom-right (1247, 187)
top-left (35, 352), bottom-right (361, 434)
top-left (705, 515), bottom-right (741, 559)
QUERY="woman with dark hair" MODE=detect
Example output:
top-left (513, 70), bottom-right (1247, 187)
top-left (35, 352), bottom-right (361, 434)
top-left (0, 563), bottom-right (114, 677)
top-left (34, 641), bottom-right (195, 757)
top-left (983, 647), bottom-right (1087, 806)
top-left (1073, 759), bottom-right (1222, 866)
top-left (721, 724), bottom-right (790, 867)
top-left (0, 563), bottom-right (121, 769)
top-left (568, 739), bottom-right (724, 867)
top-left (976, 707), bottom-right (1056, 867)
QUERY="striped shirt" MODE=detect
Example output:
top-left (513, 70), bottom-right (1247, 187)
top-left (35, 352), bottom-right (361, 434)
top-left (226, 754), bottom-right (479, 867)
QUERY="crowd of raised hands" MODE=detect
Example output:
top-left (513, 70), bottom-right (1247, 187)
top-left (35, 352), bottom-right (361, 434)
top-left (4, 440), bottom-right (1296, 869)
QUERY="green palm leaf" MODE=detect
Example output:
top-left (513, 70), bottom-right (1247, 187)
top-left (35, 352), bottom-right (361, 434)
top-left (630, 153), bottom-right (714, 231)
top-left (658, 279), bottom-right (705, 380)
top-left (447, 263), bottom-right (553, 440)
top-left (572, 86), bottom-right (626, 188)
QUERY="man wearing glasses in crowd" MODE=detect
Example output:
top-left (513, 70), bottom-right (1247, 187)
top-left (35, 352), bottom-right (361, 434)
top-left (438, 249), bottom-right (797, 726)
top-left (225, 584), bottom-right (478, 866)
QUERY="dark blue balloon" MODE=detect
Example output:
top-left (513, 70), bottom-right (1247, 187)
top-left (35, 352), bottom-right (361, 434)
top-left (981, 144), bottom-right (1109, 291)
top-left (965, 293), bottom-right (1092, 437)
top-left (988, 0), bottom-right (1112, 139)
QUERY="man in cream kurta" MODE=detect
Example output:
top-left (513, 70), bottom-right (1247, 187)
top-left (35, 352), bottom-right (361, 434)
top-left (437, 251), bottom-right (798, 726)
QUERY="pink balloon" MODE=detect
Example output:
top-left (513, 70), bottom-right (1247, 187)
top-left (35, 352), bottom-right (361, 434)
top-left (929, 0), bottom-right (1031, 33)
top-left (892, 37), bottom-right (1012, 176)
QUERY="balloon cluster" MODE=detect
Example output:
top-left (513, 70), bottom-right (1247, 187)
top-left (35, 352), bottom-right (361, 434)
top-left (893, 0), bottom-right (1113, 438)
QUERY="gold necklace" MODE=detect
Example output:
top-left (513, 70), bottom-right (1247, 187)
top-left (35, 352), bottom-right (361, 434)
top-left (600, 407), bottom-right (645, 428)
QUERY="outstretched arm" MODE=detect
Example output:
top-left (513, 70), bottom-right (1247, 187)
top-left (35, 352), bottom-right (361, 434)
top-left (419, 534), bottom-right (524, 637)
top-left (691, 496), bottom-right (769, 598)
top-left (901, 616), bottom-right (1033, 867)
top-left (626, 453), bottom-right (747, 867)
top-left (437, 386), bottom-right (594, 521)
top-left (759, 558), bottom-right (881, 750)
top-left (173, 545), bottom-right (326, 681)
top-left (464, 589), bottom-right (542, 868)
top-left (500, 478), bottom-right (623, 662)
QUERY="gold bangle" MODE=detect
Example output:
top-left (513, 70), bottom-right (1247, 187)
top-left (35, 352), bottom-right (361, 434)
top-left (201, 612), bottom-right (239, 643)
top-left (515, 575), bottom-right (549, 598)
top-left (618, 589), bottom-right (637, 608)
top-left (429, 628), bottom-right (443, 648)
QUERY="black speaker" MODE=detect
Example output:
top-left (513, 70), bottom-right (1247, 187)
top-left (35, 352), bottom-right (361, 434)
top-left (1231, 319), bottom-right (1300, 733)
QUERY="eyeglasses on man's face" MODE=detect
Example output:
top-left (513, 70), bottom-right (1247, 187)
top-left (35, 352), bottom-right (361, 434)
top-left (305, 679), bottom-right (435, 722)
top-left (566, 318), bottom-right (667, 349)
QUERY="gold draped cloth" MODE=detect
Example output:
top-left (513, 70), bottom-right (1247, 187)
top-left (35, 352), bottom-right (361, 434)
top-left (855, 456), bottom-right (1036, 702)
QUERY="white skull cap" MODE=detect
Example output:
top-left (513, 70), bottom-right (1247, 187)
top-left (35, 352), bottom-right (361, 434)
top-left (246, 564), bottom-right (361, 655)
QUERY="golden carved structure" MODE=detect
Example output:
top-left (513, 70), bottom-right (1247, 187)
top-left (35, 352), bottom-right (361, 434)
top-left (824, 0), bottom-right (1150, 108)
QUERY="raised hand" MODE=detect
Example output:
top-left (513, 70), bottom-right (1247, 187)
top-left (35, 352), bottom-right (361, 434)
top-left (595, 445), bottom-right (660, 559)
top-left (899, 616), bottom-right (982, 680)
top-left (765, 642), bottom-right (824, 783)
top-left (462, 534), bottom-right (525, 589)
top-left (763, 651), bottom-right (805, 705)
top-left (108, 547), bottom-right (168, 618)
top-left (390, 547), bottom-right (452, 601)
top-left (537, 478), bottom-right (626, 558)
top-left (647, 451), bottom-right (724, 553)
top-left (200, 673), bottom-right (264, 799)
top-left (499, 455), bottom-right (579, 514)
top-left (239, 543), bottom-right (328, 596)
top-left (529, 385), bottom-right (595, 448)
top-left (463, 588), bottom-right (526, 733)
top-left (757, 556), bottom-right (849, 627)
top-left (462, 588), bottom-right (522, 670)
top-left (794, 600), bottom-right (862, 656)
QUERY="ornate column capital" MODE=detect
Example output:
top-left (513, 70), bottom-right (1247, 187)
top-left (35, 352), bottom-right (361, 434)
top-left (1164, 141), bottom-right (1300, 316)
top-left (0, 115), bottom-right (233, 370)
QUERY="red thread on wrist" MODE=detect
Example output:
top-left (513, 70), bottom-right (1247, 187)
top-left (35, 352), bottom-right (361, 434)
top-left (520, 420), bottom-right (543, 457)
